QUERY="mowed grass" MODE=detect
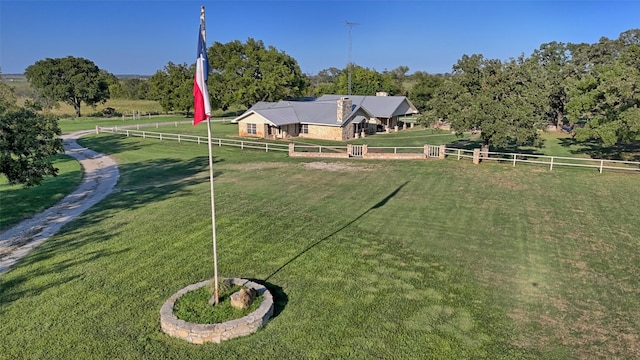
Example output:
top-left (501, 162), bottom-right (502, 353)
top-left (0, 154), bottom-right (83, 231)
top-left (0, 134), bottom-right (639, 359)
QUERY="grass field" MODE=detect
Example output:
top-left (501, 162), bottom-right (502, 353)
top-left (0, 155), bottom-right (83, 231)
top-left (1, 133), bottom-right (638, 359)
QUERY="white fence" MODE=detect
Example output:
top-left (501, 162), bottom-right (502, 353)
top-left (96, 126), bottom-right (289, 152)
top-left (444, 148), bottom-right (640, 174)
top-left (96, 126), bottom-right (640, 174)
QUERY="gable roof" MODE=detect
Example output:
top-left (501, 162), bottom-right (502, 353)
top-left (315, 94), bottom-right (418, 118)
top-left (232, 94), bottom-right (417, 127)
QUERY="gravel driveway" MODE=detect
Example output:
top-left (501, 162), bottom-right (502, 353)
top-left (0, 130), bottom-right (119, 274)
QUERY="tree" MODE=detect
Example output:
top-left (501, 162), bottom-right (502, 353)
top-left (566, 55), bottom-right (640, 146)
top-left (531, 42), bottom-right (571, 131)
top-left (121, 78), bottom-right (150, 100)
top-left (565, 30), bottom-right (640, 146)
top-left (408, 71), bottom-right (444, 113)
top-left (0, 79), bottom-right (63, 186)
top-left (387, 65), bottom-right (410, 95)
top-left (208, 38), bottom-right (308, 109)
top-left (426, 54), bottom-right (545, 155)
top-left (333, 65), bottom-right (401, 95)
top-left (25, 56), bottom-right (110, 117)
top-left (0, 73), bottom-right (18, 113)
top-left (307, 67), bottom-right (342, 96)
top-left (148, 62), bottom-right (193, 114)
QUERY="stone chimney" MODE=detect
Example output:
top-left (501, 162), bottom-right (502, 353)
top-left (337, 97), bottom-right (352, 122)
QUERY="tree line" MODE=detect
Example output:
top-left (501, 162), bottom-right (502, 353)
top-left (3, 29), bottom-right (639, 186)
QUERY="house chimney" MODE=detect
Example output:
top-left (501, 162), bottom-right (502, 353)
top-left (376, 91), bottom-right (388, 96)
top-left (337, 97), bottom-right (352, 122)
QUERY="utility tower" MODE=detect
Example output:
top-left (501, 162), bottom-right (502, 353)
top-left (345, 21), bottom-right (359, 96)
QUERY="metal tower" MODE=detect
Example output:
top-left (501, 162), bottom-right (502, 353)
top-left (345, 21), bottom-right (359, 95)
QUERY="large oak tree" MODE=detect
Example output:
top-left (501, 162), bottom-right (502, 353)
top-left (426, 54), bottom-right (545, 155)
top-left (208, 38), bottom-right (307, 109)
top-left (25, 56), bottom-right (110, 117)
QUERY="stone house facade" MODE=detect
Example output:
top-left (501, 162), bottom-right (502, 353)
top-left (233, 94), bottom-right (418, 141)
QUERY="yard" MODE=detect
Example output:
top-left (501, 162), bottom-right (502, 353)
top-left (0, 131), bottom-right (639, 359)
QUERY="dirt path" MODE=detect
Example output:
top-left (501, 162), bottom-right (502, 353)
top-left (0, 130), bottom-right (119, 275)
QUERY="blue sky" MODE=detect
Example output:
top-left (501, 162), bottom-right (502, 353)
top-left (1, 1), bottom-right (638, 76)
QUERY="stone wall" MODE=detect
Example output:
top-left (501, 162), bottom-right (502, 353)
top-left (297, 124), bottom-right (345, 141)
top-left (160, 278), bottom-right (274, 344)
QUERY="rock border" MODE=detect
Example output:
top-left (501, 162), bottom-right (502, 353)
top-left (160, 278), bottom-right (273, 344)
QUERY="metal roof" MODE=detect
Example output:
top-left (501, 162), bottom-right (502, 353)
top-left (315, 95), bottom-right (419, 118)
top-left (232, 94), bottom-right (417, 127)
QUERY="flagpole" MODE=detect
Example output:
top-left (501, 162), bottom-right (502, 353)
top-left (200, 5), bottom-right (219, 305)
top-left (207, 115), bottom-right (219, 305)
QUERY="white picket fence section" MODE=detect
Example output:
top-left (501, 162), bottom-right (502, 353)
top-left (96, 126), bottom-right (640, 174)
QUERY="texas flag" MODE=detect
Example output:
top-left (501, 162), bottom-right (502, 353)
top-left (193, 13), bottom-right (211, 126)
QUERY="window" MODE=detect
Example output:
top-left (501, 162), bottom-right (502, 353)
top-left (247, 123), bottom-right (257, 135)
top-left (300, 124), bottom-right (308, 134)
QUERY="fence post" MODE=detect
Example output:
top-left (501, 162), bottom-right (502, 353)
top-left (178, 134), bottom-right (180, 142)
top-left (362, 144), bottom-right (368, 157)
top-left (288, 143), bottom-right (295, 156)
top-left (160, 133), bottom-right (162, 141)
top-left (265, 143), bottom-right (268, 152)
top-left (513, 154), bottom-right (517, 167)
top-left (550, 157), bottom-right (554, 171)
top-left (473, 149), bottom-right (481, 164)
top-left (439, 145), bottom-right (446, 159)
top-left (175, 121), bottom-right (178, 127)
top-left (424, 145), bottom-right (429, 157)
top-left (457, 149), bottom-right (461, 160)
top-left (137, 124), bottom-right (140, 130)
top-left (156, 123), bottom-right (159, 128)
top-left (218, 139), bottom-right (221, 147)
top-left (126, 130), bottom-right (129, 137)
top-left (600, 160), bottom-right (604, 174)
top-left (347, 144), bottom-right (352, 157)
top-left (95, 125), bottom-right (100, 134)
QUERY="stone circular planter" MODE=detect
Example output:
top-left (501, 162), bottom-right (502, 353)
top-left (160, 278), bottom-right (274, 344)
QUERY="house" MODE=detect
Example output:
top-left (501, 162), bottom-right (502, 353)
top-left (232, 93), bottom-right (419, 141)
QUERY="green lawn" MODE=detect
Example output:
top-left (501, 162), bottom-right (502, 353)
top-left (0, 154), bottom-right (83, 231)
top-left (1, 134), bottom-right (638, 359)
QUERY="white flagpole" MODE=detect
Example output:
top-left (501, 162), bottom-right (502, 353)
top-left (201, 5), bottom-right (220, 305)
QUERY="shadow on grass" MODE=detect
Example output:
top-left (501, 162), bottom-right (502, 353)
top-left (0, 246), bottom-right (131, 313)
top-left (0, 153), bottom-right (216, 312)
top-left (558, 137), bottom-right (640, 161)
top-left (77, 133), bottom-right (149, 155)
top-left (265, 181), bottom-right (409, 282)
top-left (246, 279), bottom-right (288, 319)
